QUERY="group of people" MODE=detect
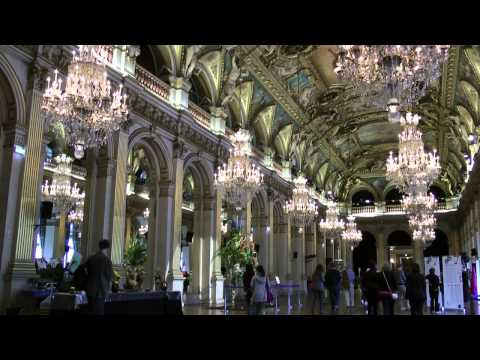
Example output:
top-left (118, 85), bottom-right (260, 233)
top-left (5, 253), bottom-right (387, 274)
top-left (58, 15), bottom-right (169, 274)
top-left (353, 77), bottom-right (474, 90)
top-left (309, 260), bottom-right (442, 316)
top-left (310, 262), bottom-right (356, 314)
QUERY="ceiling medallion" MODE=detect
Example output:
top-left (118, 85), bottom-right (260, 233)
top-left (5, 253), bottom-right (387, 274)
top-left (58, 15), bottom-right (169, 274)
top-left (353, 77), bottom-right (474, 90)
top-left (283, 173), bottom-right (318, 228)
top-left (42, 45), bottom-right (128, 159)
top-left (214, 129), bottom-right (264, 209)
top-left (334, 45), bottom-right (450, 108)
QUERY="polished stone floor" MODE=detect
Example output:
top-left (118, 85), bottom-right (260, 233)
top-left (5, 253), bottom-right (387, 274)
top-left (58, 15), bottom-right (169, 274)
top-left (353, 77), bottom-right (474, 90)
top-left (183, 291), bottom-right (478, 316)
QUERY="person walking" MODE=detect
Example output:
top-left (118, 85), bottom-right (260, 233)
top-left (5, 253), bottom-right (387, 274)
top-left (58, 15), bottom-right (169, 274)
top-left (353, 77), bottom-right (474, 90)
top-left (85, 240), bottom-right (113, 315)
top-left (311, 264), bottom-right (325, 314)
top-left (342, 265), bottom-right (356, 310)
top-left (393, 264), bottom-right (408, 311)
top-left (406, 263), bottom-right (426, 316)
top-left (325, 262), bottom-right (341, 314)
top-left (362, 260), bottom-right (380, 315)
top-left (425, 267), bottom-right (441, 314)
top-left (250, 265), bottom-right (269, 315)
top-left (243, 263), bottom-right (255, 314)
top-left (379, 264), bottom-right (397, 315)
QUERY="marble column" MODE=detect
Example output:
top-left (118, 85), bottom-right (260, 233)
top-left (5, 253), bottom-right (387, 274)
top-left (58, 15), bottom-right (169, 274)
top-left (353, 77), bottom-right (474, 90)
top-left (80, 148), bottom-right (97, 257)
top-left (169, 76), bottom-right (191, 111)
top-left (189, 196), bottom-right (203, 303)
top-left (143, 186), bottom-right (157, 290)
top-left (6, 75), bottom-right (47, 305)
top-left (413, 240), bottom-right (424, 273)
top-left (243, 198), bottom-right (252, 236)
top-left (376, 229), bottom-right (385, 267)
top-left (0, 126), bottom-right (26, 311)
top-left (257, 216), bottom-right (269, 271)
top-left (277, 221), bottom-right (290, 284)
top-left (209, 106), bottom-right (227, 136)
top-left (156, 181), bottom-right (174, 284)
top-left (166, 141), bottom-right (185, 293)
top-left (266, 193), bottom-right (274, 275)
top-left (203, 191), bottom-right (224, 305)
top-left (318, 230), bottom-right (327, 269)
top-left (474, 196), bottom-right (480, 250)
top-left (53, 214), bottom-right (67, 260)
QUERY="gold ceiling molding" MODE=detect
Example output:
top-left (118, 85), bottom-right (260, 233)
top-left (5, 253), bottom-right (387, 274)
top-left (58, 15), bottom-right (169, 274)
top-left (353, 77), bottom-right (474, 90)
top-left (464, 47), bottom-right (480, 86)
top-left (238, 46), bottom-right (347, 173)
top-left (441, 46), bottom-right (461, 109)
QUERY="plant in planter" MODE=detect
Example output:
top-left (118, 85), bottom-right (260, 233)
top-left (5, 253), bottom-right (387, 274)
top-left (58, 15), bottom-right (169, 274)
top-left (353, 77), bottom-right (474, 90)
top-left (123, 235), bottom-right (147, 291)
top-left (111, 270), bottom-right (121, 293)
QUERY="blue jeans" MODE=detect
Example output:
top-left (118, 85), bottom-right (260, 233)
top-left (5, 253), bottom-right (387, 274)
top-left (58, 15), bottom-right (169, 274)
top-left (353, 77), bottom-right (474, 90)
top-left (328, 288), bottom-right (340, 312)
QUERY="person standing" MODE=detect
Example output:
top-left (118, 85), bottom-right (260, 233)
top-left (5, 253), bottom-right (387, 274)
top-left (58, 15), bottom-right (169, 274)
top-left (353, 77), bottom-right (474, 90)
top-left (324, 262), bottom-right (341, 314)
top-left (250, 265), bottom-right (269, 315)
top-left (379, 264), bottom-right (397, 315)
top-left (425, 267), bottom-right (441, 314)
top-left (85, 240), bottom-right (113, 315)
top-left (311, 264), bottom-right (325, 314)
top-left (342, 265), bottom-right (356, 310)
top-left (362, 260), bottom-right (380, 315)
top-left (393, 264), bottom-right (408, 311)
top-left (243, 263), bottom-right (255, 313)
top-left (406, 263), bottom-right (426, 316)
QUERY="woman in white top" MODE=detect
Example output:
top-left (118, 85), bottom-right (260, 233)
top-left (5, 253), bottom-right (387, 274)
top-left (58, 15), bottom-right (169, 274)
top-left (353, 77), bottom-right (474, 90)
top-left (250, 265), bottom-right (269, 315)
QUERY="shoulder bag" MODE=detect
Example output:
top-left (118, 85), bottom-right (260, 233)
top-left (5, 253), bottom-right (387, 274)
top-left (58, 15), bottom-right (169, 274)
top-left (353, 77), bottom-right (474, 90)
top-left (381, 272), bottom-right (399, 300)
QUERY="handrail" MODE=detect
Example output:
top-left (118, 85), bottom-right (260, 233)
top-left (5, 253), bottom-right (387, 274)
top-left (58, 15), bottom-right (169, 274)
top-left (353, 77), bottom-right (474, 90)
top-left (188, 101), bottom-right (210, 129)
top-left (134, 65), bottom-right (169, 100)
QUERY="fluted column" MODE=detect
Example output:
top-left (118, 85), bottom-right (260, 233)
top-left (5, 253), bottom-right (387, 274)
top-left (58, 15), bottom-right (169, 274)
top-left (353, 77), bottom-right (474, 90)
top-left (143, 185), bottom-right (157, 290)
top-left (80, 148), bottom-right (97, 257)
top-left (266, 192), bottom-right (274, 275)
top-left (376, 228), bottom-right (385, 268)
top-left (277, 220), bottom-right (290, 284)
top-left (204, 191), bottom-right (224, 305)
top-left (156, 181), bottom-right (174, 283)
top-left (474, 196), bottom-right (480, 250)
top-left (243, 198), bottom-right (252, 235)
top-left (0, 126), bottom-right (27, 311)
top-left (166, 140), bottom-right (185, 293)
top-left (190, 196), bottom-right (203, 302)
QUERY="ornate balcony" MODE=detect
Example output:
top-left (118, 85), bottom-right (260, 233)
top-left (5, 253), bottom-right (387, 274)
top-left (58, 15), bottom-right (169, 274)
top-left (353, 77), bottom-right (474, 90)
top-left (135, 65), bottom-right (170, 100)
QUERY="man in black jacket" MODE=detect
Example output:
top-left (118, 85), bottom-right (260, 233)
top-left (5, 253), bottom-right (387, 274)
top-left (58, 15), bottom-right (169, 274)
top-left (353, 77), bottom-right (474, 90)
top-left (85, 240), bottom-right (113, 315)
top-left (425, 267), bottom-right (441, 314)
top-left (324, 262), bottom-right (341, 313)
top-left (362, 260), bottom-right (380, 315)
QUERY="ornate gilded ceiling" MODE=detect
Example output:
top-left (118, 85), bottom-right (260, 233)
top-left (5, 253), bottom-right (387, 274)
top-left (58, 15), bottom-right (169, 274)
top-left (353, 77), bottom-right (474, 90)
top-left (140, 45), bottom-right (480, 200)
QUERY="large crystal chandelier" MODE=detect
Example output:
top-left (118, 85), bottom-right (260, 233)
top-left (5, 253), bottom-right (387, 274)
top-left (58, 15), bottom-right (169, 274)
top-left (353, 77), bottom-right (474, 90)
top-left (42, 154), bottom-right (85, 213)
top-left (319, 200), bottom-right (345, 236)
top-left (68, 198), bottom-right (84, 225)
top-left (42, 45), bottom-right (128, 159)
top-left (386, 113), bottom-right (440, 194)
top-left (334, 45), bottom-right (449, 108)
top-left (409, 212), bottom-right (436, 247)
top-left (341, 216), bottom-right (362, 248)
top-left (214, 129), bottom-right (264, 209)
top-left (283, 174), bottom-right (318, 227)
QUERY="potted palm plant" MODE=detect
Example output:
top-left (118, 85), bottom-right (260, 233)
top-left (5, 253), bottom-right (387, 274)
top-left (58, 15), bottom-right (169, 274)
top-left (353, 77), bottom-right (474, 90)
top-left (123, 235), bottom-right (147, 291)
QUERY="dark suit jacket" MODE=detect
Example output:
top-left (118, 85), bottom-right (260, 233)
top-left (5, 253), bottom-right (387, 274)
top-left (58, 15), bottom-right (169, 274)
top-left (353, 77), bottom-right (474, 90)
top-left (85, 252), bottom-right (113, 299)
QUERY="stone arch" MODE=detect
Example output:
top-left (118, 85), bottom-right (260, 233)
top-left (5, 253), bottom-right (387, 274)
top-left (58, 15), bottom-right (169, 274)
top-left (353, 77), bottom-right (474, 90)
top-left (183, 152), bottom-right (215, 197)
top-left (273, 198), bottom-right (285, 226)
top-left (387, 230), bottom-right (412, 247)
top-left (191, 62), bottom-right (216, 108)
top-left (0, 53), bottom-right (26, 127)
top-left (128, 128), bottom-right (172, 183)
top-left (348, 182), bottom-right (381, 204)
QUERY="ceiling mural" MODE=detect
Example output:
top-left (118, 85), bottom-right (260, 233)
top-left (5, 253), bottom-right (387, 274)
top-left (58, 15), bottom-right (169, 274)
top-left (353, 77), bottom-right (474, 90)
top-left (139, 45), bottom-right (480, 200)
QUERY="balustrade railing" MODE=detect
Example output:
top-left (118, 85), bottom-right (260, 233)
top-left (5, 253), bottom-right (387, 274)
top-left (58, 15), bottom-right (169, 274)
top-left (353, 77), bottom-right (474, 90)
top-left (188, 101), bottom-right (211, 129)
top-left (135, 65), bottom-right (169, 100)
top-left (385, 204), bottom-right (403, 213)
top-left (351, 206), bottom-right (376, 214)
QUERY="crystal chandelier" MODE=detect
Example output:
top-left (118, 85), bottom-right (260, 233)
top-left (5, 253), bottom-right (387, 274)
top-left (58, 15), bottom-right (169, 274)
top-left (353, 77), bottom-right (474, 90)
top-left (42, 154), bottom-right (85, 213)
top-left (283, 174), bottom-right (318, 227)
top-left (42, 45), bottom-right (128, 159)
top-left (319, 200), bottom-right (345, 236)
top-left (334, 45), bottom-right (450, 108)
top-left (386, 113), bottom-right (440, 194)
top-left (143, 208), bottom-right (150, 219)
top-left (341, 216), bottom-right (362, 248)
top-left (68, 198), bottom-right (84, 225)
top-left (409, 212), bottom-right (436, 247)
top-left (402, 191), bottom-right (437, 217)
top-left (139, 224), bottom-right (148, 236)
top-left (214, 129), bottom-right (264, 209)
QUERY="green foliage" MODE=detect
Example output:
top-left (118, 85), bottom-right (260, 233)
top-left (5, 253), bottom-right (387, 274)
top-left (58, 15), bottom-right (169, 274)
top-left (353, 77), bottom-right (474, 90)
top-left (124, 236), bottom-right (147, 267)
top-left (215, 230), bottom-right (254, 275)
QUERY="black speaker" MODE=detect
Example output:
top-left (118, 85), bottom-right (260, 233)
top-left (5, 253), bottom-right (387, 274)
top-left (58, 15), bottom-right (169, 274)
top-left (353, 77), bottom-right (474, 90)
top-left (186, 232), bottom-right (194, 244)
top-left (293, 251), bottom-right (298, 259)
top-left (41, 201), bottom-right (53, 219)
top-left (254, 244), bottom-right (260, 253)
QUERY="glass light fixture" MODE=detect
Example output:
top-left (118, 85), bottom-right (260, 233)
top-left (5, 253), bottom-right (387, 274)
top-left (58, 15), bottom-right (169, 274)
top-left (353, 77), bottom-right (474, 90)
top-left (214, 129), bottom-right (264, 209)
top-left (143, 207), bottom-right (150, 219)
top-left (42, 154), bottom-right (85, 213)
top-left (341, 215), bottom-right (362, 247)
top-left (334, 45), bottom-right (450, 108)
top-left (42, 45), bottom-right (128, 155)
top-left (283, 174), bottom-right (318, 227)
top-left (319, 200), bottom-right (345, 236)
top-left (386, 113), bottom-right (440, 194)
